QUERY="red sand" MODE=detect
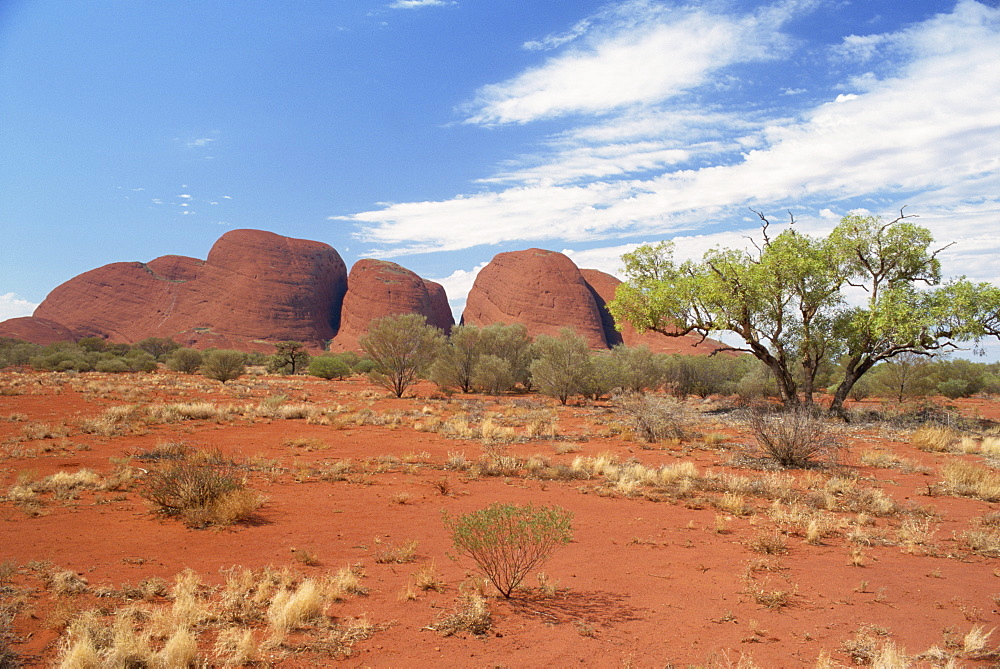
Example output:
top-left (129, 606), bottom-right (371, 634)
top-left (1, 371), bottom-right (998, 667)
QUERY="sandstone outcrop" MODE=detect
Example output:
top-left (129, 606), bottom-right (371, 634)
top-left (0, 317), bottom-right (75, 345)
top-left (30, 229), bottom-right (348, 351)
top-left (579, 268), bottom-right (730, 356)
top-left (329, 259), bottom-right (454, 352)
top-left (462, 249), bottom-right (608, 349)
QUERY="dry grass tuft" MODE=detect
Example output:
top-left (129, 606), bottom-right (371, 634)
top-left (911, 425), bottom-right (958, 452)
top-left (940, 460), bottom-right (1000, 502)
top-left (373, 539), bottom-right (418, 564)
top-left (428, 592), bottom-right (492, 636)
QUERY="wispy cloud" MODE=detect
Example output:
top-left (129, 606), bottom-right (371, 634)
top-left (462, 2), bottom-right (796, 126)
top-left (339, 0), bottom-right (1000, 282)
top-left (389, 0), bottom-right (455, 9)
top-left (0, 292), bottom-right (38, 320)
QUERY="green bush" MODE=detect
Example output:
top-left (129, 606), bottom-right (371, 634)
top-left (529, 328), bottom-right (591, 405)
top-left (472, 354), bottom-right (515, 395)
top-left (135, 337), bottom-right (180, 361)
top-left (166, 348), bottom-right (203, 374)
top-left (200, 350), bottom-right (246, 384)
top-left (360, 314), bottom-right (445, 398)
top-left (443, 503), bottom-right (573, 599)
top-left (309, 355), bottom-right (352, 380)
top-left (94, 357), bottom-right (129, 374)
top-left (937, 378), bottom-right (971, 399)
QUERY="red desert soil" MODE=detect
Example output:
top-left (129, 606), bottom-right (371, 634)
top-left (2, 371), bottom-right (999, 667)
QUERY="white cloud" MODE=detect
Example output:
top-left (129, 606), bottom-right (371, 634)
top-left (463, 4), bottom-right (794, 125)
top-left (389, 0), bottom-right (454, 8)
top-left (427, 261), bottom-right (489, 320)
top-left (341, 0), bottom-right (1000, 275)
top-left (0, 292), bottom-right (38, 321)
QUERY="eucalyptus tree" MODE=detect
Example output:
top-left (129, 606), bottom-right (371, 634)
top-left (610, 210), bottom-right (1000, 413)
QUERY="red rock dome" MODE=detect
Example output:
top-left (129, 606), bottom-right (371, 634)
top-left (462, 249), bottom-right (608, 349)
top-left (330, 259), bottom-right (453, 352)
top-left (31, 229), bottom-right (348, 351)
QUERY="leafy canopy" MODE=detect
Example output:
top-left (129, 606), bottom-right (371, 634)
top-left (609, 211), bottom-right (1000, 412)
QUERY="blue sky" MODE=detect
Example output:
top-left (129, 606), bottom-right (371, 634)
top-left (2, 0), bottom-right (999, 353)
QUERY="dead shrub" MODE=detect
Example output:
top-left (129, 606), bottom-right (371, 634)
top-left (941, 460), bottom-right (1000, 502)
top-left (373, 539), bottom-right (418, 564)
top-left (614, 391), bottom-right (689, 443)
top-left (139, 454), bottom-right (263, 528)
top-left (428, 592), bottom-right (492, 636)
top-left (911, 425), bottom-right (958, 452)
top-left (744, 406), bottom-right (842, 468)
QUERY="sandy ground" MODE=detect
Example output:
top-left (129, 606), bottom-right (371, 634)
top-left (1, 370), bottom-right (998, 667)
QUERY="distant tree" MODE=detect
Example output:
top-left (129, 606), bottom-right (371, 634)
top-left (478, 323), bottom-right (534, 391)
top-left (267, 341), bottom-right (310, 375)
top-left (166, 348), bottom-right (203, 374)
top-left (430, 325), bottom-right (482, 393)
top-left (529, 329), bottom-right (591, 405)
top-left (472, 354), bottom-right (515, 396)
top-left (76, 336), bottom-right (106, 353)
top-left (606, 345), bottom-right (663, 393)
top-left (360, 314), bottom-right (445, 398)
top-left (611, 210), bottom-right (1000, 414)
top-left (135, 337), bottom-right (180, 361)
top-left (201, 350), bottom-right (246, 384)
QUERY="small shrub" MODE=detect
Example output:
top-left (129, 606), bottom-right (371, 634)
top-left (429, 593), bottom-right (492, 636)
top-left (614, 391), bottom-right (688, 443)
top-left (166, 348), bottom-right (203, 374)
top-left (309, 355), bottom-right (352, 380)
top-left (139, 456), bottom-right (263, 527)
top-left (941, 461), bottom-right (1000, 502)
top-left (373, 539), bottom-right (418, 564)
top-left (745, 406), bottom-right (841, 468)
top-left (443, 503), bottom-right (573, 599)
top-left (201, 350), bottom-right (246, 384)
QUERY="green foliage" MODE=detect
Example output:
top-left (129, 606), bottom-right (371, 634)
top-left (309, 355), bottom-right (352, 380)
top-left (661, 354), bottom-right (741, 398)
top-left (76, 336), bottom-right (107, 353)
top-left (0, 337), bottom-right (41, 368)
top-left (267, 341), bottom-right (310, 375)
top-left (200, 350), bottom-right (246, 384)
top-left (611, 211), bottom-right (1000, 413)
top-left (360, 313), bottom-right (445, 398)
top-left (604, 345), bottom-right (664, 393)
top-left (430, 324), bottom-right (482, 392)
top-left (135, 337), bottom-right (180, 361)
top-left (478, 323), bottom-right (534, 390)
top-left (166, 348), bottom-right (203, 374)
top-left (471, 354), bottom-right (515, 396)
top-left (94, 357), bottom-right (129, 373)
top-left (529, 328), bottom-right (591, 405)
top-left (936, 378), bottom-right (971, 399)
top-left (431, 323), bottom-right (533, 394)
top-left (443, 503), bottom-right (573, 599)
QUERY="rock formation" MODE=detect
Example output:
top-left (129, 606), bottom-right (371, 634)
top-left (30, 229), bottom-right (348, 351)
top-left (0, 317), bottom-right (76, 345)
top-left (329, 259), bottom-right (454, 352)
top-left (579, 268), bottom-right (730, 356)
top-left (462, 249), bottom-right (608, 349)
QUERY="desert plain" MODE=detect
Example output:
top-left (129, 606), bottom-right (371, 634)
top-left (2, 369), bottom-right (999, 667)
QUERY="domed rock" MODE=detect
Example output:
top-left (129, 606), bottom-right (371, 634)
top-left (0, 317), bottom-right (75, 345)
top-left (579, 268), bottom-right (730, 356)
top-left (32, 229), bottom-right (348, 351)
top-left (330, 259), bottom-right (453, 352)
top-left (462, 249), bottom-right (608, 349)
